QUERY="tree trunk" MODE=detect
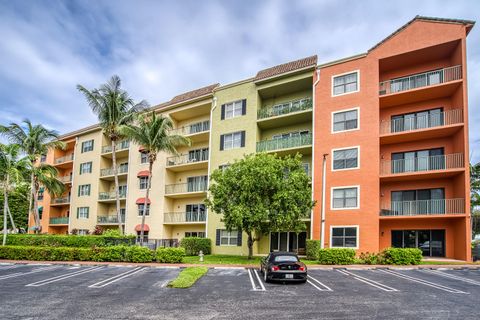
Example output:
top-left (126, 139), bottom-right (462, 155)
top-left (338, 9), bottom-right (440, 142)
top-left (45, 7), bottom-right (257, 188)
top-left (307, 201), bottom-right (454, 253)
top-left (139, 161), bottom-right (153, 245)
top-left (111, 139), bottom-right (123, 235)
top-left (27, 171), bottom-right (34, 232)
top-left (32, 181), bottom-right (40, 234)
top-left (247, 231), bottom-right (254, 259)
top-left (3, 183), bottom-right (8, 246)
top-left (7, 202), bottom-right (16, 232)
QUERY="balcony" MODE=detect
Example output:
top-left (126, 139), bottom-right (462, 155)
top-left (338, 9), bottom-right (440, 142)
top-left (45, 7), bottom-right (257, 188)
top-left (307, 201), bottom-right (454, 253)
top-left (257, 98), bottom-right (312, 129)
top-left (49, 217), bottom-right (69, 225)
top-left (165, 181), bottom-right (208, 198)
top-left (101, 140), bottom-right (130, 158)
top-left (169, 120), bottom-right (210, 143)
top-left (100, 165), bottom-right (129, 180)
top-left (98, 191), bottom-right (127, 202)
top-left (54, 154), bottom-right (74, 168)
top-left (378, 66), bottom-right (462, 107)
top-left (164, 212), bottom-right (207, 224)
top-left (51, 197), bottom-right (70, 206)
top-left (97, 215), bottom-right (125, 224)
top-left (380, 198), bottom-right (465, 217)
top-left (166, 151), bottom-right (209, 172)
top-left (58, 175), bottom-right (73, 184)
top-left (380, 153), bottom-right (464, 182)
top-left (256, 133), bottom-right (312, 156)
top-left (380, 109), bottom-right (463, 144)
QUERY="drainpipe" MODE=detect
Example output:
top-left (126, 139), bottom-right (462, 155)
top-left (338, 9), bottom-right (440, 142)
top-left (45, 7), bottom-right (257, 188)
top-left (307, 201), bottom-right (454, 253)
top-left (205, 96), bottom-right (217, 238)
top-left (310, 68), bottom-right (320, 240)
top-left (320, 153), bottom-right (328, 248)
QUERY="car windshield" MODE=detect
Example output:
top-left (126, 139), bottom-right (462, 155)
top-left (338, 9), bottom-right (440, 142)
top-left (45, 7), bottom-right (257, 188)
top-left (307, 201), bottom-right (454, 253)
top-left (273, 255), bottom-right (298, 262)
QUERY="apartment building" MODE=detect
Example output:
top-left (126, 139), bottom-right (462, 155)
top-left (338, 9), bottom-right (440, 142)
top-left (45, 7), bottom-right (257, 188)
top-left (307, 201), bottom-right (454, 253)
top-left (31, 16), bottom-right (474, 260)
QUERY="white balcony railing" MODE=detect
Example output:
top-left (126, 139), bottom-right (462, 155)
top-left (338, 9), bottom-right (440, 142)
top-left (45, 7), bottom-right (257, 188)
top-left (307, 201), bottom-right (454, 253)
top-left (52, 197), bottom-right (70, 204)
top-left (380, 198), bottom-right (465, 216)
top-left (98, 191), bottom-right (127, 200)
top-left (164, 212), bottom-right (207, 223)
top-left (379, 65), bottom-right (462, 95)
top-left (165, 180), bottom-right (208, 195)
top-left (166, 151), bottom-right (209, 167)
top-left (100, 165), bottom-right (129, 177)
top-left (380, 153), bottom-right (464, 176)
top-left (54, 154), bottom-right (74, 164)
top-left (97, 215), bottom-right (125, 224)
top-left (169, 120), bottom-right (210, 136)
top-left (258, 98), bottom-right (312, 120)
top-left (101, 140), bottom-right (130, 154)
top-left (256, 133), bottom-right (312, 152)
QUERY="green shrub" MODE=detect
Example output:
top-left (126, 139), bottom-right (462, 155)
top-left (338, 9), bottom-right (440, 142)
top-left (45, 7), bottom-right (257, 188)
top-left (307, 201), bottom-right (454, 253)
top-left (180, 237), bottom-right (211, 256)
top-left (318, 248), bottom-right (356, 265)
top-left (306, 240), bottom-right (321, 260)
top-left (358, 252), bottom-right (379, 265)
top-left (6, 234), bottom-right (135, 248)
top-left (93, 246), bottom-right (126, 262)
top-left (380, 248), bottom-right (422, 265)
top-left (156, 247), bottom-right (185, 263)
top-left (125, 246), bottom-right (154, 263)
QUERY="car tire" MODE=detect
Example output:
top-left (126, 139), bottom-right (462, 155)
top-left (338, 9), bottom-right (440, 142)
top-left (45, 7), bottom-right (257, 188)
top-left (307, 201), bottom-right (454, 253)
top-left (300, 279), bottom-right (307, 284)
top-left (264, 270), bottom-right (270, 283)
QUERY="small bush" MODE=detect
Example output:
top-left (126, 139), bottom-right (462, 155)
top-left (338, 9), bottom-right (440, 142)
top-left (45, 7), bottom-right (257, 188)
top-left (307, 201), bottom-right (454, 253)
top-left (306, 240), bottom-right (321, 260)
top-left (156, 247), bottom-right (185, 263)
top-left (318, 248), bottom-right (356, 265)
top-left (358, 252), bottom-right (379, 265)
top-left (6, 234), bottom-right (135, 248)
top-left (380, 248), bottom-right (422, 265)
top-left (93, 246), bottom-right (126, 262)
top-left (180, 237), bottom-right (211, 256)
top-left (125, 246), bottom-right (154, 263)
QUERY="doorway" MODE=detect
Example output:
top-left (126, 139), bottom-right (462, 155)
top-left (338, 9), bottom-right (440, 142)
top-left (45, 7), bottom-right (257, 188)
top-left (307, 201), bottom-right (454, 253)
top-left (270, 232), bottom-right (307, 255)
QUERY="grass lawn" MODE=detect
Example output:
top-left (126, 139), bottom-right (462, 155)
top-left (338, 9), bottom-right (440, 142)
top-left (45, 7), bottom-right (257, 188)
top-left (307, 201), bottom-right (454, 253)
top-left (168, 267), bottom-right (208, 288)
top-left (420, 260), bottom-right (477, 265)
top-left (183, 254), bottom-right (318, 265)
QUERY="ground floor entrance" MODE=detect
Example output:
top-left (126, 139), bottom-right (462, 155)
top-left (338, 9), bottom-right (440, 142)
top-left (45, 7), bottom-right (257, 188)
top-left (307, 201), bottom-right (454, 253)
top-left (391, 229), bottom-right (445, 257)
top-left (270, 232), bottom-right (307, 255)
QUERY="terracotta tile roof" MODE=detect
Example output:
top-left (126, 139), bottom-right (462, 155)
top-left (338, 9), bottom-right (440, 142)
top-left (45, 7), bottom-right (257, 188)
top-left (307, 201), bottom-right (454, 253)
top-left (169, 83), bottom-right (219, 104)
top-left (254, 55), bottom-right (317, 81)
top-left (369, 15), bottom-right (476, 52)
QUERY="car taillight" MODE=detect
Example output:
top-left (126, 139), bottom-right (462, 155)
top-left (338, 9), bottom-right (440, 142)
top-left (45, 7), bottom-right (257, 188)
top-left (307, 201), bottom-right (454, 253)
top-left (271, 266), bottom-right (279, 271)
top-left (299, 266), bottom-right (305, 271)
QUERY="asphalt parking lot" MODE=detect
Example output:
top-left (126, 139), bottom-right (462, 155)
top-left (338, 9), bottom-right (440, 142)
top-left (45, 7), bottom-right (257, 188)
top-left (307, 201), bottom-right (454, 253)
top-left (0, 263), bottom-right (479, 319)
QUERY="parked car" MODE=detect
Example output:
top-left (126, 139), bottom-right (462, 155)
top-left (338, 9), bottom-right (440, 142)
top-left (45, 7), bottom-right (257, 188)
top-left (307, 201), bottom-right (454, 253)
top-left (472, 242), bottom-right (480, 262)
top-left (260, 252), bottom-right (307, 283)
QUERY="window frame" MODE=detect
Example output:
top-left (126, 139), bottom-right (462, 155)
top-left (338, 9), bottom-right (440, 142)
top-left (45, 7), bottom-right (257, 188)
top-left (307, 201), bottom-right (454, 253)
top-left (222, 131), bottom-right (243, 150)
top-left (137, 204), bottom-right (150, 216)
top-left (140, 151), bottom-right (149, 164)
top-left (139, 176), bottom-right (149, 190)
top-left (79, 162), bottom-right (92, 175)
top-left (331, 146), bottom-right (360, 171)
top-left (77, 207), bottom-right (89, 219)
top-left (81, 139), bottom-right (94, 153)
top-left (219, 230), bottom-right (238, 246)
top-left (330, 225), bottom-right (359, 249)
top-left (331, 107), bottom-right (360, 133)
top-left (331, 185), bottom-right (360, 210)
top-left (224, 100), bottom-right (244, 119)
top-left (78, 184), bottom-right (91, 197)
top-left (331, 70), bottom-right (360, 97)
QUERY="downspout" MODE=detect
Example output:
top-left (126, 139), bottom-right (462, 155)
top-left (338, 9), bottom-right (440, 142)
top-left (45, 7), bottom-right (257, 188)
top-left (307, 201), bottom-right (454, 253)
top-left (320, 153), bottom-right (328, 248)
top-left (310, 68), bottom-right (320, 240)
top-left (205, 96), bottom-right (217, 238)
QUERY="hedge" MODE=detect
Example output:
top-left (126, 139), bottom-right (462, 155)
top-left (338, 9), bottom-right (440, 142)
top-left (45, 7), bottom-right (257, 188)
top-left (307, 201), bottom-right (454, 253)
top-left (380, 248), bottom-right (422, 265)
top-left (180, 237), bottom-right (211, 256)
top-left (156, 247), bottom-right (185, 263)
top-left (6, 234), bottom-right (135, 248)
top-left (317, 248), bottom-right (356, 265)
top-left (306, 240), bottom-right (321, 260)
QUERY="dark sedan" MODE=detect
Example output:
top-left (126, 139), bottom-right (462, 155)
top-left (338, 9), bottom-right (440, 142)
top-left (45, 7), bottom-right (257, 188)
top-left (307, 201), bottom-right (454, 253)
top-left (260, 252), bottom-right (307, 283)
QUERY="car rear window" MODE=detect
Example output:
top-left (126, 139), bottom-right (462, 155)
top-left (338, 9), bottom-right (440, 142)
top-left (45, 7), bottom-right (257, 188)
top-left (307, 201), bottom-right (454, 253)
top-left (273, 255), bottom-right (298, 262)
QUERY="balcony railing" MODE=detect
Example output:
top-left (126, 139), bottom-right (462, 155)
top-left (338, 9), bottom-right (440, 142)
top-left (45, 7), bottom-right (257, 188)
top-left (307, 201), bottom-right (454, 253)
top-left (258, 98), bottom-right (312, 120)
top-left (100, 165), bottom-right (129, 177)
top-left (49, 217), bottom-right (69, 224)
top-left (256, 133), bottom-right (312, 152)
top-left (379, 65), bottom-right (462, 95)
top-left (97, 215), bottom-right (125, 224)
top-left (380, 109), bottom-right (463, 135)
top-left (101, 140), bottom-right (130, 154)
top-left (169, 120), bottom-right (210, 136)
top-left (59, 175), bottom-right (73, 183)
top-left (54, 154), bottom-right (74, 164)
top-left (380, 198), bottom-right (465, 216)
top-left (52, 197), bottom-right (70, 204)
top-left (164, 212), bottom-right (207, 223)
top-left (98, 191), bottom-right (127, 200)
top-left (166, 151), bottom-right (209, 167)
top-left (380, 153), bottom-right (464, 176)
top-left (165, 181), bottom-right (208, 195)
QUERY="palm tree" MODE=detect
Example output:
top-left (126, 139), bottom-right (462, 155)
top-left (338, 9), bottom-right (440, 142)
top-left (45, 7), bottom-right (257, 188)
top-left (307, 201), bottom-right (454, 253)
top-left (0, 144), bottom-right (29, 245)
top-left (77, 75), bottom-right (148, 234)
top-left (0, 120), bottom-right (65, 231)
top-left (120, 111), bottom-right (190, 243)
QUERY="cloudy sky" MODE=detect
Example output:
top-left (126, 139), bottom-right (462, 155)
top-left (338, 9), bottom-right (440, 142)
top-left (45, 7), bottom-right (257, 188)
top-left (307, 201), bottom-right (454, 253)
top-left (0, 0), bottom-right (478, 161)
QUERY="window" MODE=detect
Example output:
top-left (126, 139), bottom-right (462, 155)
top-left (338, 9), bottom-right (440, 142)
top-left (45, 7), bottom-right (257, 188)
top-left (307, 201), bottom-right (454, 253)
top-left (77, 207), bottom-right (89, 219)
top-left (188, 148), bottom-right (209, 162)
top-left (139, 176), bottom-right (149, 190)
top-left (220, 131), bottom-right (245, 150)
top-left (332, 108), bottom-right (359, 132)
top-left (136, 231), bottom-right (148, 242)
top-left (38, 187), bottom-right (45, 201)
top-left (187, 176), bottom-right (208, 192)
top-left (391, 188), bottom-right (445, 215)
top-left (218, 164), bottom-right (230, 171)
top-left (391, 108), bottom-right (443, 133)
top-left (81, 140), bottom-right (94, 153)
top-left (221, 100), bottom-right (246, 120)
top-left (189, 120), bottom-right (210, 134)
top-left (331, 226), bottom-right (358, 248)
top-left (219, 230), bottom-right (238, 246)
top-left (302, 163), bottom-right (310, 176)
top-left (140, 152), bottom-right (149, 164)
top-left (78, 184), bottom-right (91, 196)
top-left (38, 207), bottom-right (43, 220)
top-left (40, 154), bottom-right (47, 163)
top-left (332, 187), bottom-right (359, 209)
top-left (137, 204), bottom-right (150, 216)
top-left (333, 147), bottom-right (359, 170)
top-left (185, 232), bottom-right (206, 238)
top-left (332, 71), bottom-right (359, 96)
top-left (118, 185), bottom-right (127, 197)
top-left (119, 162), bottom-right (128, 173)
top-left (186, 204), bottom-right (206, 222)
top-left (272, 130), bottom-right (310, 140)
top-left (391, 148), bottom-right (444, 173)
top-left (78, 229), bottom-right (89, 236)
top-left (79, 162), bottom-right (92, 174)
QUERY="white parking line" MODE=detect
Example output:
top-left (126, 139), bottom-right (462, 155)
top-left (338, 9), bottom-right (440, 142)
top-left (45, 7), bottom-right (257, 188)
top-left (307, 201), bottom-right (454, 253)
top-left (337, 269), bottom-right (397, 292)
top-left (379, 269), bottom-right (468, 294)
top-left (421, 269), bottom-right (480, 286)
top-left (26, 266), bottom-right (104, 287)
top-left (253, 269), bottom-right (266, 291)
top-left (88, 267), bottom-right (145, 288)
top-left (246, 269), bottom-right (266, 291)
top-left (0, 266), bottom-right (57, 281)
top-left (307, 275), bottom-right (333, 292)
top-left (0, 265), bottom-right (19, 271)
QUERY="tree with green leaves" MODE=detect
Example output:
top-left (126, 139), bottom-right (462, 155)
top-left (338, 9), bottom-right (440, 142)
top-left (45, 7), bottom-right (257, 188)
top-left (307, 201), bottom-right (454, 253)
top-left (206, 153), bottom-right (315, 259)
top-left (471, 162), bottom-right (480, 239)
top-left (0, 144), bottom-right (29, 245)
top-left (0, 120), bottom-right (65, 231)
top-left (0, 183), bottom-right (30, 231)
top-left (77, 75), bottom-right (149, 234)
top-left (120, 111), bottom-right (190, 243)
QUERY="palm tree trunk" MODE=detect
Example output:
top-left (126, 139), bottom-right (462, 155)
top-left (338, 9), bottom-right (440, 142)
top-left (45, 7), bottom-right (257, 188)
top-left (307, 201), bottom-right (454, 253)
top-left (3, 177), bottom-right (9, 246)
top-left (32, 182), bottom-right (40, 234)
top-left (139, 161), bottom-right (153, 245)
top-left (111, 139), bottom-right (123, 235)
top-left (28, 171), bottom-right (34, 232)
top-left (7, 205), bottom-right (16, 232)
